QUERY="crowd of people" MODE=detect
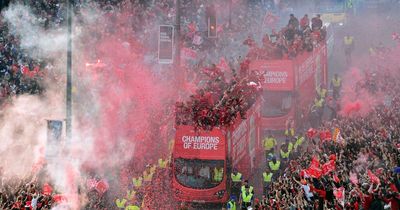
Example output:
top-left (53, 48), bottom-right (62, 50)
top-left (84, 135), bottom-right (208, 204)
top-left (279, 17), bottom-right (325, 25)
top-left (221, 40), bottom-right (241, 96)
top-left (244, 13), bottom-right (326, 60)
top-left (175, 65), bottom-right (262, 130)
top-left (228, 47), bottom-right (400, 209)
top-left (0, 14), bottom-right (44, 104)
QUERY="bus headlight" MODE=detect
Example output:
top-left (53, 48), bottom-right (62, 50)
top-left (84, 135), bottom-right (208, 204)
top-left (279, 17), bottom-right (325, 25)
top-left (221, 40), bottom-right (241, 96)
top-left (214, 190), bottom-right (225, 198)
top-left (339, 22), bottom-right (344, 26)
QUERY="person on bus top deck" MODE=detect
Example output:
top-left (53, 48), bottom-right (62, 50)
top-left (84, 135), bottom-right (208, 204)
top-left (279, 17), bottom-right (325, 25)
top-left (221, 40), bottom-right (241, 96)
top-left (300, 14), bottom-right (310, 31)
top-left (288, 14), bottom-right (299, 30)
top-left (311, 14), bottom-right (323, 31)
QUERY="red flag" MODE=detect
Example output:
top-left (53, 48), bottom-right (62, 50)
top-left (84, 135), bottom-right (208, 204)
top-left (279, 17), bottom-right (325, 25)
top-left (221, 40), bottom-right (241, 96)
top-left (53, 194), bottom-right (67, 203)
top-left (87, 178), bottom-right (98, 190)
top-left (306, 156), bottom-right (322, 178)
top-left (307, 128), bottom-right (317, 138)
top-left (333, 174), bottom-right (340, 183)
top-left (96, 179), bottom-right (109, 195)
top-left (367, 170), bottom-right (380, 184)
top-left (42, 183), bottom-right (53, 196)
top-left (334, 187), bottom-right (345, 206)
top-left (329, 154), bottom-right (337, 161)
top-left (322, 160), bottom-right (336, 175)
top-left (310, 156), bottom-right (320, 168)
top-left (319, 130), bottom-right (332, 141)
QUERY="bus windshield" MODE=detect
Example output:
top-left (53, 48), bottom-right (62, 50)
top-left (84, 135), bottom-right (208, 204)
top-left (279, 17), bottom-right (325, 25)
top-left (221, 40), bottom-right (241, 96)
top-left (174, 158), bottom-right (224, 189)
top-left (262, 91), bottom-right (293, 117)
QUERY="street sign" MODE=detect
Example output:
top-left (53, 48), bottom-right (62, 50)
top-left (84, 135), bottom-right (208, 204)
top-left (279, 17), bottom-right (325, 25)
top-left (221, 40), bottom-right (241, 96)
top-left (158, 25), bottom-right (174, 64)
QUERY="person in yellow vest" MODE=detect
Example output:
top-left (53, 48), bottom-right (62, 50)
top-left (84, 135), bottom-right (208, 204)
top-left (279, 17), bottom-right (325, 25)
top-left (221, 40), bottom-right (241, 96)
top-left (143, 165), bottom-right (154, 184)
top-left (150, 164), bottom-right (157, 174)
top-left (268, 157), bottom-right (281, 172)
top-left (344, 34), bottom-right (354, 65)
top-left (240, 180), bottom-right (254, 194)
top-left (125, 205), bottom-right (140, 210)
top-left (158, 158), bottom-right (168, 169)
top-left (331, 74), bottom-right (342, 100)
top-left (263, 132), bottom-right (277, 161)
top-left (312, 95), bottom-right (325, 126)
top-left (132, 176), bottom-right (143, 189)
top-left (284, 117), bottom-right (295, 137)
top-left (115, 198), bottom-right (127, 209)
top-left (227, 195), bottom-right (237, 210)
top-left (293, 135), bottom-right (305, 151)
top-left (280, 141), bottom-right (291, 160)
top-left (316, 84), bottom-right (327, 99)
top-left (262, 168), bottom-right (273, 195)
top-left (240, 185), bottom-right (253, 209)
top-left (231, 168), bottom-right (242, 199)
top-left (213, 167), bottom-right (224, 182)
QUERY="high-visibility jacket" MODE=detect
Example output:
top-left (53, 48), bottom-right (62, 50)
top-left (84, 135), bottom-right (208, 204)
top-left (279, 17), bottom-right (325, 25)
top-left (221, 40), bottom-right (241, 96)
top-left (213, 168), bottom-right (223, 182)
top-left (280, 149), bottom-right (290, 159)
top-left (231, 172), bottom-right (242, 182)
top-left (126, 190), bottom-right (136, 200)
top-left (242, 191), bottom-right (253, 203)
top-left (263, 137), bottom-right (276, 150)
top-left (241, 185), bottom-right (254, 193)
top-left (150, 165), bottom-right (157, 174)
top-left (294, 136), bottom-right (305, 150)
top-left (158, 158), bottom-right (168, 168)
top-left (263, 172), bottom-right (273, 183)
top-left (314, 98), bottom-right (324, 108)
top-left (269, 161), bottom-right (281, 171)
top-left (288, 142), bottom-right (293, 152)
top-left (227, 200), bottom-right (236, 210)
top-left (115, 198), bottom-right (127, 208)
top-left (285, 128), bottom-right (295, 136)
top-left (125, 205), bottom-right (140, 210)
top-left (344, 36), bottom-right (354, 45)
top-left (316, 87), bottom-right (327, 98)
top-left (332, 77), bottom-right (341, 88)
top-left (132, 177), bottom-right (142, 188)
top-left (143, 170), bottom-right (153, 182)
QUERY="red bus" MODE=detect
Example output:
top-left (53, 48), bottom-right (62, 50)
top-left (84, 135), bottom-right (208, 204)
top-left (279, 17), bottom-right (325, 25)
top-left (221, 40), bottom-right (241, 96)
top-left (171, 99), bottom-right (262, 204)
top-left (249, 43), bottom-right (328, 134)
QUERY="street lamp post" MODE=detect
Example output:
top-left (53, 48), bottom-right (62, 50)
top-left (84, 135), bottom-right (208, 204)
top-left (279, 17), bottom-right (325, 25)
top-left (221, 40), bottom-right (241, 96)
top-left (66, 0), bottom-right (72, 141)
top-left (175, 0), bottom-right (182, 89)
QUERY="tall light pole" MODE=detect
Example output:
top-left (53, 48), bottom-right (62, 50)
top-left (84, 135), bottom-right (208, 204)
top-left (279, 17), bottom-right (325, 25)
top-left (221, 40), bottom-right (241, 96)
top-left (175, 0), bottom-right (182, 89)
top-left (66, 0), bottom-right (72, 141)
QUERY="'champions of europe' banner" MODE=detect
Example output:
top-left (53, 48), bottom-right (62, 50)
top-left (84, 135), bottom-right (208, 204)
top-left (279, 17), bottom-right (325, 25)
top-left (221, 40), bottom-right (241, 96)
top-left (158, 25), bottom-right (174, 64)
top-left (174, 125), bottom-right (225, 160)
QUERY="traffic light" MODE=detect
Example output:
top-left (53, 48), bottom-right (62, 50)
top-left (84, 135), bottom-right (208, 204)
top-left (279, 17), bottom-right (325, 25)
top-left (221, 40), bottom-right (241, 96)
top-left (207, 7), bottom-right (217, 38)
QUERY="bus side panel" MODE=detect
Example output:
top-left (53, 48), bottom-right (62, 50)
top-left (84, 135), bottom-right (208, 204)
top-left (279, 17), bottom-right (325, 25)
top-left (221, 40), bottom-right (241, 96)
top-left (230, 118), bottom-right (251, 179)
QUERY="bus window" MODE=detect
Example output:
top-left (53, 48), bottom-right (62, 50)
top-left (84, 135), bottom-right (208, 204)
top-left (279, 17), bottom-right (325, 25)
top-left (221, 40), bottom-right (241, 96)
top-left (262, 91), bottom-right (293, 117)
top-left (174, 158), bottom-right (224, 189)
